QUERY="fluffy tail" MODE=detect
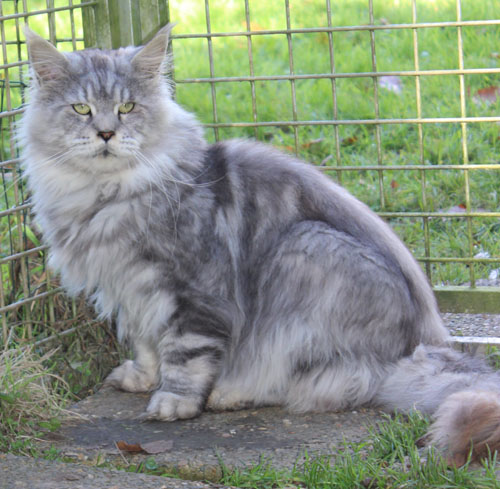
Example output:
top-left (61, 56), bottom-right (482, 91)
top-left (375, 344), bottom-right (500, 465)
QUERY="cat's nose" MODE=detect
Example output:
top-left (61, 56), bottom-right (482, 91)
top-left (98, 131), bottom-right (115, 142)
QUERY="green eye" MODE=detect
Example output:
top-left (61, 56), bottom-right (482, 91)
top-left (118, 102), bottom-right (135, 114)
top-left (72, 104), bottom-right (91, 115)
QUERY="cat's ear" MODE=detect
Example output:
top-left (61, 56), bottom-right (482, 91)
top-left (132, 23), bottom-right (175, 77)
top-left (24, 25), bottom-right (69, 84)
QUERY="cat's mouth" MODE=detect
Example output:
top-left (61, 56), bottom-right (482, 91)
top-left (95, 148), bottom-right (116, 158)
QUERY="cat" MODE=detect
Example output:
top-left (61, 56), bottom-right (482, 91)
top-left (21, 24), bottom-right (500, 466)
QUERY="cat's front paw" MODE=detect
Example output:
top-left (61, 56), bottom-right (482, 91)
top-left (105, 360), bottom-right (158, 393)
top-left (145, 391), bottom-right (203, 421)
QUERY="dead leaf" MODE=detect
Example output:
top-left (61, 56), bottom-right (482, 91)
top-left (141, 439), bottom-right (174, 454)
top-left (116, 440), bottom-right (143, 453)
top-left (115, 439), bottom-right (173, 454)
top-left (341, 136), bottom-right (358, 146)
top-left (390, 179), bottom-right (399, 189)
top-left (446, 204), bottom-right (467, 213)
top-left (301, 137), bottom-right (324, 149)
top-left (249, 21), bottom-right (264, 31)
top-left (378, 76), bottom-right (402, 94)
top-left (472, 86), bottom-right (500, 105)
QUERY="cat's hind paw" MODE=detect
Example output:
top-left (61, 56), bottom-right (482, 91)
top-left (206, 387), bottom-right (254, 411)
top-left (105, 360), bottom-right (158, 393)
top-left (144, 391), bottom-right (203, 421)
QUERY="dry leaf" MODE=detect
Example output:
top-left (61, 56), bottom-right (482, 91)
top-left (341, 136), bottom-right (358, 146)
top-left (390, 179), bottom-right (399, 189)
top-left (116, 440), bottom-right (143, 453)
top-left (301, 137), bottom-right (324, 149)
top-left (115, 439), bottom-right (173, 454)
top-left (472, 86), bottom-right (500, 105)
top-left (249, 21), bottom-right (264, 31)
top-left (448, 204), bottom-right (466, 213)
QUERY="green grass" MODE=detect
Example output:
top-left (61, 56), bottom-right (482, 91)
top-left (0, 346), bottom-right (70, 455)
top-left (0, 322), bottom-right (124, 455)
top-left (117, 412), bottom-right (500, 488)
top-left (215, 412), bottom-right (497, 489)
top-left (3, 404), bottom-right (499, 487)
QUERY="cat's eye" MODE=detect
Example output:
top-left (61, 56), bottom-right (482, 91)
top-left (72, 104), bottom-right (91, 115)
top-left (118, 102), bottom-right (135, 114)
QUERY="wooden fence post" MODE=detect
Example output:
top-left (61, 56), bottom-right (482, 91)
top-left (82, 0), bottom-right (169, 49)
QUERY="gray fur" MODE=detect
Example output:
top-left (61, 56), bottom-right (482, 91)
top-left (22, 26), bottom-right (497, 426)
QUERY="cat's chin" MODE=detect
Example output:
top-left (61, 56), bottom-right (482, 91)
top-left (93, 148), bottom-right (116, 158)
top-left (66, 152), bottom-right (138, 176)
top-left (90, 149), bottom-right (138, 165)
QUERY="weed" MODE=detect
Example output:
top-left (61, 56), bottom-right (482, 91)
top-left (215, 413), bottom-right (500, 489)
top-left (0, 346), bottom-right (71, 455)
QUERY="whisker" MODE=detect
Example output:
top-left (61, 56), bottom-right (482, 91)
top-left (139, 150), bottom-right (227, 189)
top-left (132, 150), bottom-right (180, 246)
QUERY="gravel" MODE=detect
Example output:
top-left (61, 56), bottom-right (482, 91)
top-left (443, 313), bottom-right (500, 337)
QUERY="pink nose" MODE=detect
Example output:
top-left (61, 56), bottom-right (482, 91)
top-left (98, 131), bottom-right (115, 142)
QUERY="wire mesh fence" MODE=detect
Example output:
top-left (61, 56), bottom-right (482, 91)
top-left (0, 0), bottom-right (499, 347)
top-left (0, 0), bottom-right (93, 347)
top-left (169, 0), bottom-right (500, 304)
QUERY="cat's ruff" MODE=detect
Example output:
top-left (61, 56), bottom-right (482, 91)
top-left (21, 24), bottom-right (500, 465)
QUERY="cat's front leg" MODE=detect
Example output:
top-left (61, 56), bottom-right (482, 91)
top-left (145, 298), bottom-right (229, 421)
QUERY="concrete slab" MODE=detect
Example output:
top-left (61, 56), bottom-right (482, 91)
top-left (32, 313), bottom-right (500, 484)
top-left (48, 387), bottom-right (383, 477)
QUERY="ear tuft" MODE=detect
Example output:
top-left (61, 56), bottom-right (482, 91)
top-left (131, 23), bottom-right (176, 77)
top-left (24, 25), bottom-right (69, 84)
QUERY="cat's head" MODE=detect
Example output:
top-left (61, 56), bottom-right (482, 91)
top-left (23, 25), bottom-right (177, 175)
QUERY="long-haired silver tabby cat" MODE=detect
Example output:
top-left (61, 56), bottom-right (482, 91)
top-left (21, 25), bottom-right (500, 465)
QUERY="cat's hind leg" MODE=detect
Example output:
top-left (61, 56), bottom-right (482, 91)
top-left (206, 383), bottom-right (276, 411)
top-left (227, 220), bottom-right (427, 412)
top-left (105, 341), bottom-right (159, 393)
